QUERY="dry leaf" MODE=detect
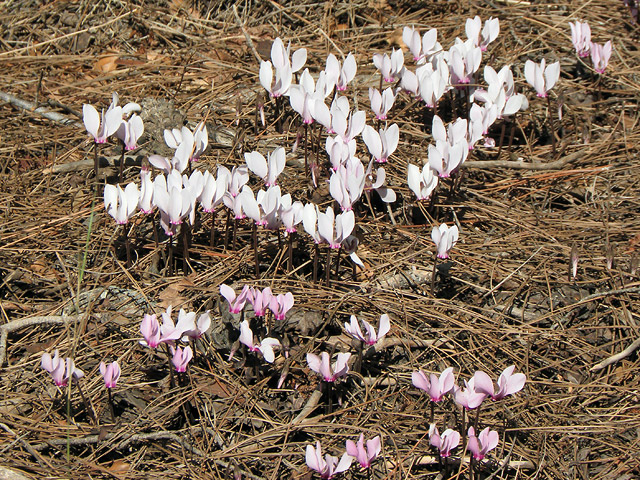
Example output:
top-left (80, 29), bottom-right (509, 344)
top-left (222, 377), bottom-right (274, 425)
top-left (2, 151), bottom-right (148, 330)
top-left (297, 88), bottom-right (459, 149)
top-left (108, 460), bottom-right (131, 473)
top-left (94, 55), bottom-right (119, 73)
top-left (157, 274), bottom-right (197, 309)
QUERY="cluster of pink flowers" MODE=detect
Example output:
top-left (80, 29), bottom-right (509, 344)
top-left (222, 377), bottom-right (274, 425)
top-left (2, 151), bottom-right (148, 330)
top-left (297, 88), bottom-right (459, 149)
top-left (569, 20), bottom-right (613, 74)
top-left (140, 305), bottom-right (211, 373)
top-left (413, 365), bottom-right (526, 459)
top-left (306, 433), bottom-right (381, 478)
top-left (41, 351), bottom-right (120, 390)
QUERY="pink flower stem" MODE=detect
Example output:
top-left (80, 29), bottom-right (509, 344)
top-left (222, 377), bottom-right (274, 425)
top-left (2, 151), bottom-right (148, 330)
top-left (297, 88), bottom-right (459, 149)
top-left (118, 141), bottom-right (125, 183)
top-left (313, 243), bottom-right (319, 283)
top-left (253, 222), bottom-right (260, 277)
top-left (164, 343), bottom-right (175, 388)
top-left (232, 218), bottom-right (238, 251)
top-left (210, 210), bottom-right (216, 248)
top-left (93, 141), bottom-right (99, 181)
top-left (546, 95), bottom-right (557, 157)
top-left (287, 233), bottom-right (294, 273)
top-left (334, 247), bottom-right (342, 279)
top-left (223, 208), bottom-right (231, 250)
top-left (182, 223), bottom-right (191, 273)
top-left (497, 121), bottom-right (507, 158)
top-left (107, 387), bottom-right (115, 422)
top-left (431, 252), bottom-right (438, 296)
top-left (430, 400), bottom-right (435, 424)
top-left (124, 225), bottom-right (131, 269)
top-left (325, 247), bottom-right (332, 287)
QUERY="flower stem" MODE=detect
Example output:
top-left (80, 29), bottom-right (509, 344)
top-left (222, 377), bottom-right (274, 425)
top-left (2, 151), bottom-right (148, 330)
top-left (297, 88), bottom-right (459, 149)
top-left (325, 247), bottom-right (332, 287)
top-left (431, 253), bottom-right (438, 295)
top-left (107, 387), bottom-right (115, 422)
top-left (546, 95), bottom-right (557, 157)
top-left (118, 142), bottom-right (125, 183)
top-left (253, 222), bottom-right (259, 277)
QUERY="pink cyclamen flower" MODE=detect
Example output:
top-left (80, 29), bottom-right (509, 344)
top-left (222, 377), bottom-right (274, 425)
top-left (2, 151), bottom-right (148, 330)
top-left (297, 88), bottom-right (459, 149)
top-left (248, 287), bottom-right (273, 317)
top-left (238, 320), bottom-right (281, 363)
top-left (429, 425), bottom-right (460, 458)
top-left (473, 365), bottom-right (526, 400)
top-left (220, 284), bottom-right (251, 314)
top-left (569, 21), bottom-right (591, 57)
top-left (345, 434), bottom-right (381, 469)
top-left (41, 350), bottom-right (84, 387)
top-left (431, 223), bottom-right (459, 259)
top-left (116, 113), bottom-right (144, 150)
top-left (104, 183), bottom-right (139, 225)
top-left (524, 58), bottom-right (560, 98)
top-left (99, 361), bottom-right (121, 388)
top-left (269, 292), bottom-right (294, 320)
top-left (369, 87), bottom-right (396, 120)
top-left (412, 366), bottom-right (455, 402)
top-left (306, 441), bottom-right (353, 479)
top-left (453, 377), bottom-right (487, 410)
top-left (140, 313), bottom-right (161, 348)
top-left (590, 41), bottom-right (612, 74)
top-left (170, 345), bottom-right (193, 373)
top-left (344, 314), bottom-right (390, 346)
top-left (467, 426), bottom-right (499, 460)
top-left (307, 351), bottom-right (351, 382)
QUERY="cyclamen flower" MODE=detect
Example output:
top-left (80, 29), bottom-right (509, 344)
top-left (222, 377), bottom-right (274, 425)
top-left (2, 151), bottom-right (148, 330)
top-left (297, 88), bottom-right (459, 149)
top-left (431, 223), bottom-right (459, 259)
top-left (220, 284), bottom-right (251, 314)
top-left (362, 124), bottom-right (399, 164)
top-left (453, 377), bottom-right (487, 410)
top-left (116, 113), bottom-right (144, 150)
top-left (472, 365), bottom-right (526, 400)
top-left (346, 434), bottom-right (381, 469)
top-left (369, 87), bottom-right (395, 120)
top-left (344, 314), bottom-right (390, 346)
top-left (467, 427), bottom-right (499, 460)
top-left (317, 206), bottom-right (355, 249)
top-left (466, 15), bottom-right (500, 51)
top-left (306, 441), bottom-right (353, 479)
top-left (41, 350), bottom-right (84, 387)
top-left (307, 352), bottom-right (351, 382)
top-left (244, 147), bottom-right (286, 187)
top-left (140, 313), bottom-right (161, 348)
top-left (590, 41), bottom-right (612, 74)
top-left (104, 183), bottom-right (139, 225)
top-left (524, 59), bottom-right (560, 98)
top-left (569, 21), bottom-right (591, 57)
top-left (429, 425), bottom-right (460, 458)
top-left (407, 163), bottom-right (439, 201)
top-left (373, 49), bottom-right (404, 83)
top-left (412, 366), bottom-right (455, 402)
top-left (170, 345), bottom-right (193, 373)
top-left (269, 292), bottom-right (294, 321)
top-left (99, 361), bottom-right (121, 389)
top-left (325, 53), bottom-right (357, 91)
top-left (238, 320), bottom-right (280, 363)
top-left (248, 287), bottom-right (273, 317)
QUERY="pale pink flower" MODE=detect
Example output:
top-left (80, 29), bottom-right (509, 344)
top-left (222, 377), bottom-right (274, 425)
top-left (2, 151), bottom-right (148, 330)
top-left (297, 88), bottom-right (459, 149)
top-left (590, 40), bottom-right (612, 74)
top-left (307, 352), bottom-right (351, 382)
top-left (524, 58), bottom-right (560, 98)
top-left (238, 320), bottom-right (280, 363)
top-left (269, 292), bottom-right (294, 320)
top-left (220, 284), bottom-right (251, 314)
top-left (453, 377), bottom-right (487, 410)
top-left (344, 314), bottom-right (390, 346)
top-left (467, 426), bottom-right (499, 460)
top-left (41, 350), bottom-right (84, 387)
top-left (472, 366), bottom-right (526, 400)
top-left (346, 434), bottom-right (381, 469)
top-left (170, 345), bottom-right (193, 372)
top-left (412, 366), bottom-right (455, 402)
top-left (99, 361), bottom-right (121, 388)
top-left (140, 313), bottom-right (161, 348)
top-left (104, 183), bottom-right (139, 225)
top-left (431, 223), bottom-right (459, 259)
top-left (569, 21), bottom-right (591, 57)
top-left (429, 425), bottom-right (460, 458)
top-left (306, 441), bottom-right (353, 479)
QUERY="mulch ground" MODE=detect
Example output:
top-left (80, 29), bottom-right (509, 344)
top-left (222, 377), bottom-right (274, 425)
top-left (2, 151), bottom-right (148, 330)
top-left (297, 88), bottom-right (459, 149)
top-left (1, 0), bottom-right (639, 479)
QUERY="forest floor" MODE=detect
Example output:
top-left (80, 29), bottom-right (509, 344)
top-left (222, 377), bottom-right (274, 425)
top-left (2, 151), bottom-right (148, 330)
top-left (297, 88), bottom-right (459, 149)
top-left (1, 0), bottom-right (639, 479)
